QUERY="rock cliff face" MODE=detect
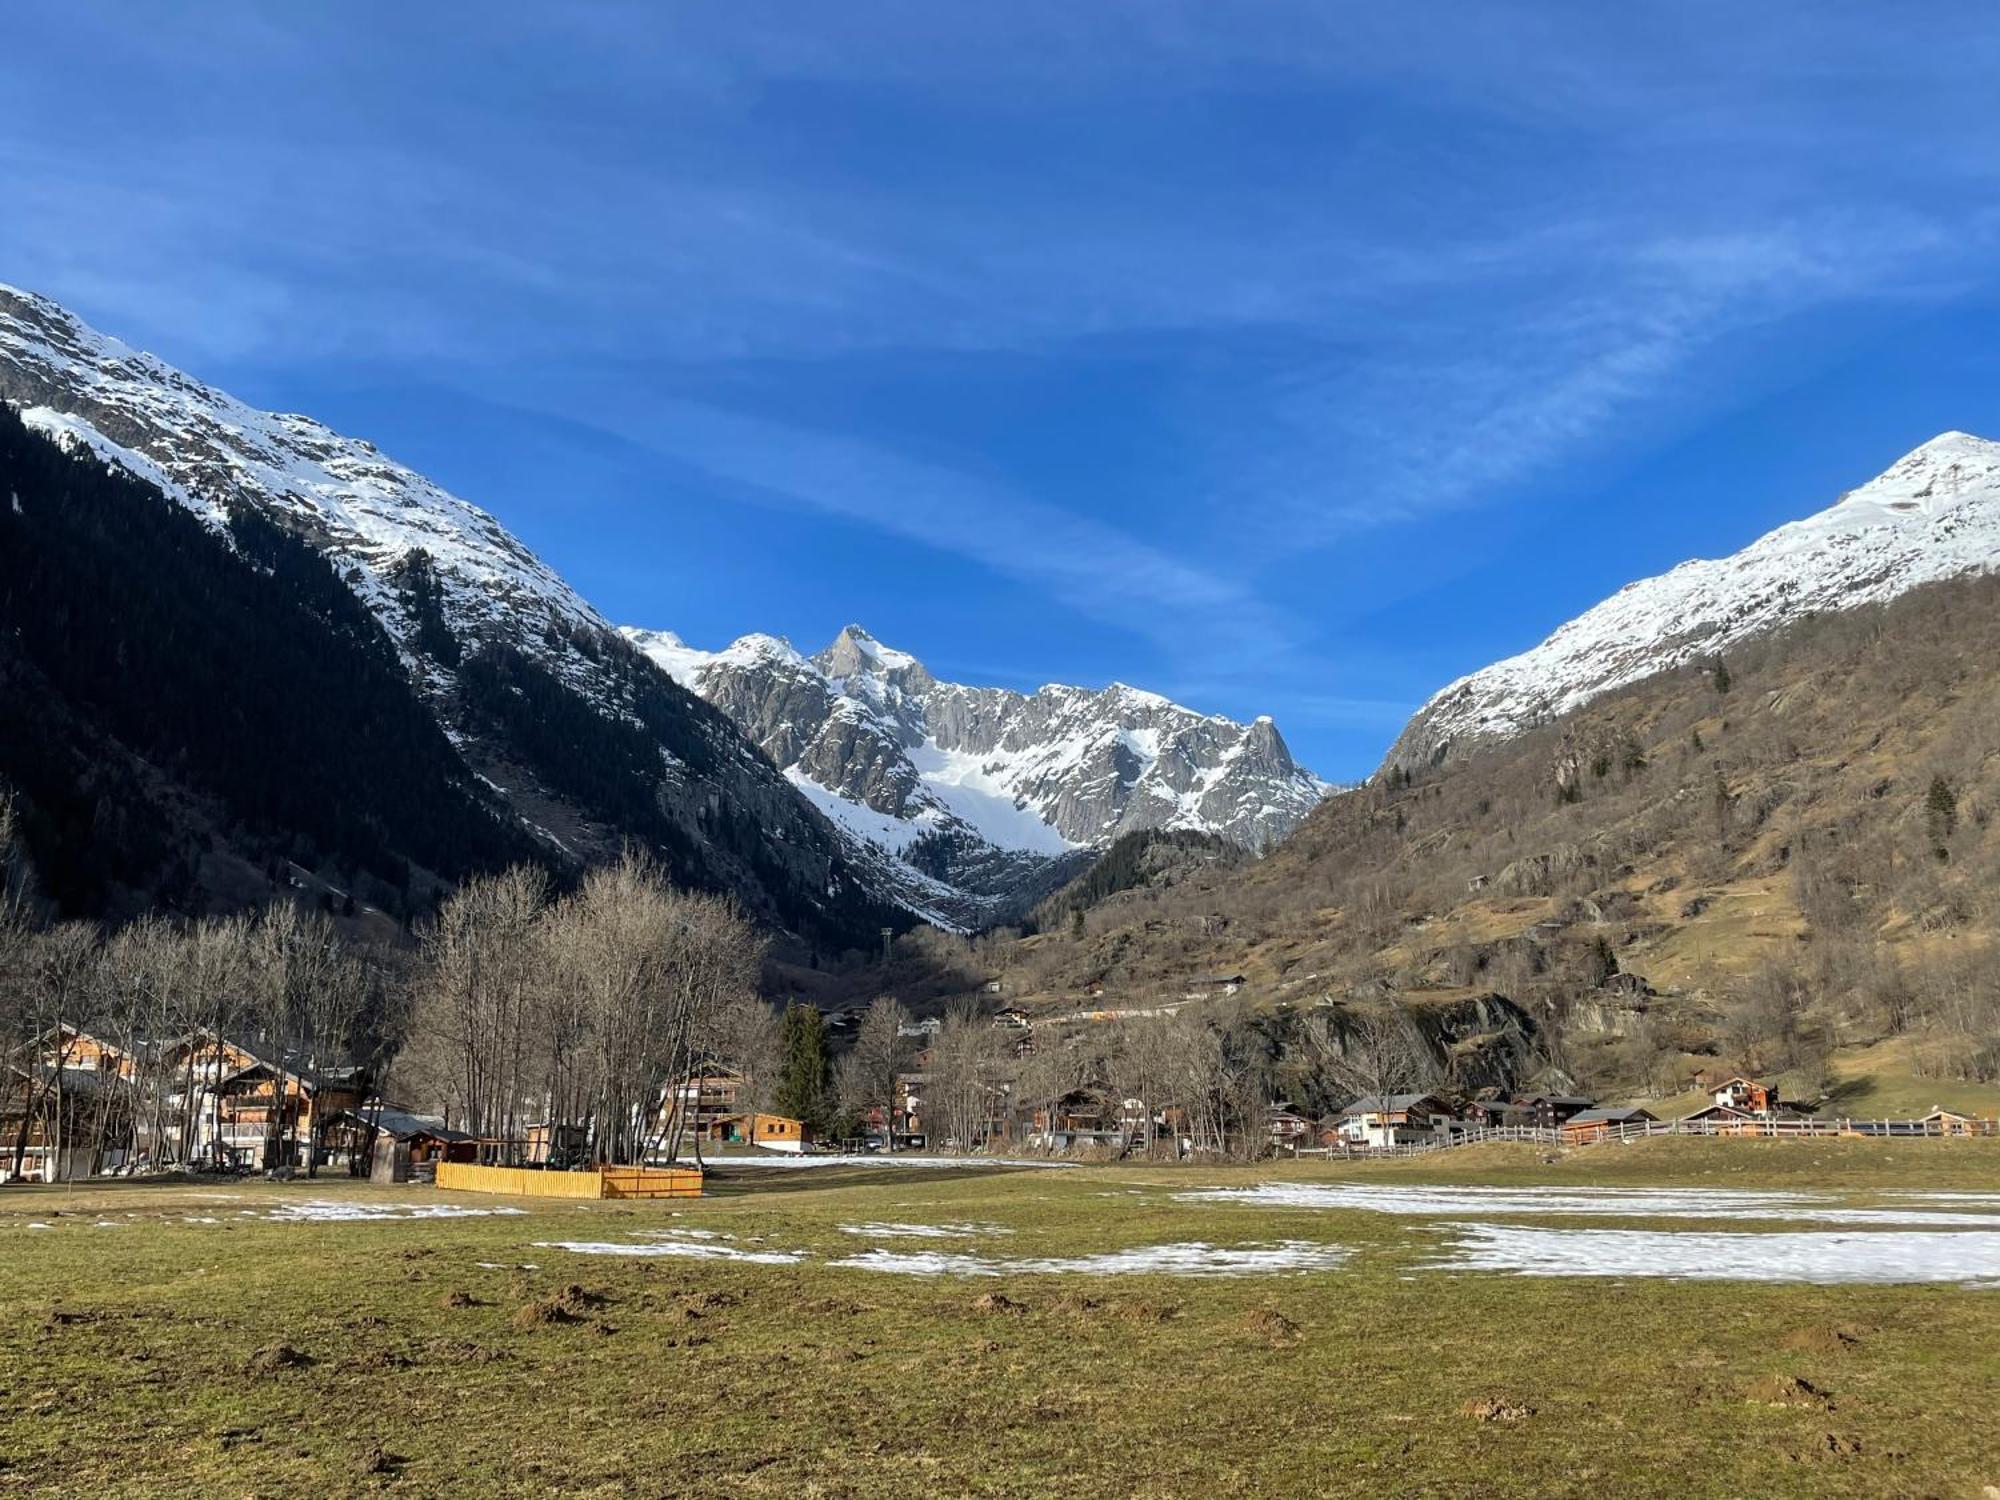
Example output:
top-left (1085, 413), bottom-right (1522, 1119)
top-left (0, 283), bottom-right (894, 944)
top-left (626, 624), bottom-right (1330, 927)
top-left (1385, 431), bottom-right (2000, 774)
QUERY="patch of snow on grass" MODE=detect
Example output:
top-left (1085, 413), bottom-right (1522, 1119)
top-left (264, 1199), bottom-right (529, 1223)
top-left (535, 1238), bottom-right (805, 1266)
top-left (838, 1222), bottom-right (1013, 1240)
top-left (1179, 1182), bottom-right (2000, 1228)
top-left (637, 1228), bottom-right (734, 1241)
top-left (1434, 1223), bottom-right (2000, 1286)
top-left (831, 1240), bottom-right (1350, 1278)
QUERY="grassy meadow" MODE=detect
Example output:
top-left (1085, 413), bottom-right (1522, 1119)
top-left (2, 1139), bottom-right (1997, 1499)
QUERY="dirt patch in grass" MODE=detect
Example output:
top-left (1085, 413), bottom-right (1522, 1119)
top-left (338, 1348), bottom-right (415, 1373)
top-left (436, 1290), bottom-right (487, 1309)
top-left (800, 1296), bottom-right (866, 1316)
top-left (1778, 1324), bottom-right (1866, 1356)
top-left (1241, 1308), bottom-right (1302, 1344)
top-left (420, 1338), bottom-right (510, 1365)
top-left (512, 1301), bottom-right (581, 1328)
top-left (244, 1344), bottom-right (312, 1375)
top-left (1743, 1374), bottom-right (1835, 1409)
top-left (357, 1445), bottom-right (406, 1477)
top-left (972, 1292), bottom-right (1026, 1315)
top-left (1461, 1396), bottom-right (1536, 1423)
top-left (1789, 1431), bottom-right (1865, 1462)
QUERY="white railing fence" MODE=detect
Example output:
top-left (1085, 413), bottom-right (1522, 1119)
top-left (1292, 1113), bottom-right (1997, 1158)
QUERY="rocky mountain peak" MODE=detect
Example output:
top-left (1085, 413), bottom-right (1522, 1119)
top-left (1384, 429), bottom-right (2000, 775)
top-left (813, 624), bottom-right (930, 687)
top-left (625, 621), bottom-right (1331, 928)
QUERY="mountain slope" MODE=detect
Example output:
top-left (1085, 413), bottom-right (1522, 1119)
top-left (0, 402), bottom-right (534, 917)
top-left (1386, 431), bottom-right (2000, 774)
top-left (0, 284), bottom-right (894, 945)
top-left (625, 623), bottom-right (1330, 926)
top-left (973, 569), bottom-right (2000, 1108)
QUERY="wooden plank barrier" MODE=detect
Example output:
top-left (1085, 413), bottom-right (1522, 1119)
top-left (598, 1166), bottom-right (704, 1199)
top-left (434, 1161), bottom-right (703, 1200)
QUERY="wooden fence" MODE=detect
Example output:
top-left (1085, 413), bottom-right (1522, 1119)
top-left (434, 1161), bottom-right (703, 1199)
top-left (1298, 1114), bottom-right (1998, 1159)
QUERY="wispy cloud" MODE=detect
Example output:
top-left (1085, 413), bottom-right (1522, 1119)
top-left (528, 392), bottom-right (1304, 671)
top-left (9, 3), bottom-right (2000, 774)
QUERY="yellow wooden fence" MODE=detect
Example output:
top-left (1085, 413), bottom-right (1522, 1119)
top-left (434, 1161), bottom-right (703, 1200)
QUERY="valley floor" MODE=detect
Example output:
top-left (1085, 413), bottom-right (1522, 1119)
top-left (2, 1140), bottom-right (1997, 1498)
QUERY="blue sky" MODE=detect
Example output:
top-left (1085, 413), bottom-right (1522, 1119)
top-left (7, 4), bottom-right (2000, 779)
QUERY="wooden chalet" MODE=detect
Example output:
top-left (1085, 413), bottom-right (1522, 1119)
top-left (1511, 1093), bottom-right (1597, 1129)
top-left (35, 1023), bottom-right (142, 1081)
top-left (1334, 1092), bottom-right (1454, 1149)
top-left (1462, 1098), bottom-right (1528, 1128)
top-left (1706, 1076), bottom-right (1780, 1116)
top-left (1031, 1087), bottom-right (1128, 1152)
top-left (1, 1063), bottom-right (138, 1181)
top-left (1265, 1107), bottom-right (1315, 1151)
top-left (660, 1066), bottom-right (747, 1141)
top-left (210, 1047), bottom-right (369, 1172)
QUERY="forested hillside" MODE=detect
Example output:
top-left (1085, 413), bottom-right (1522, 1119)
top-left (978, 572), bottom-right (2000, 1108)
top-left (0, 404), bottom-right (531, 919)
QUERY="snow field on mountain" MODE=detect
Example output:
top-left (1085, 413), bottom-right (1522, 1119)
top-left (1395, 430), bottom-right (2000, 766)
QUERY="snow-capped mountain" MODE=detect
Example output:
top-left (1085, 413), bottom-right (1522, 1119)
top-left (0, 283), bottom-right (893, 943)
top-left (626, 622), bottom-right (1330, 926)
top-left (1385, 431), bottom-right (2000, 774)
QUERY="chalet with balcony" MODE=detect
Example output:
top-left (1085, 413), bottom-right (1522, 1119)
top-left (1334, 1092), bottom-right (1454, 1149)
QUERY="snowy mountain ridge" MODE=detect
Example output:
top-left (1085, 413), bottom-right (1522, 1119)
top-left (0, 282), bottom-right (1319, 933)
top-left (0, 283), bottom-right (609, 692)
top-left (1385, 430), bottom-right (2000, 773)
top-left (626, 622), bottom-right (1331, 926)
top-left (0, 283), bottom-right (898, 942)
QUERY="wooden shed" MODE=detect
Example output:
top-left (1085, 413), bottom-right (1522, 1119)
top-left (727, 1112), bottom-right (809, 1152)
top-left (1920, 1106), bottom-right (1988, 1137)
top-left (1560, 1106), bottom-right (1656, 1144)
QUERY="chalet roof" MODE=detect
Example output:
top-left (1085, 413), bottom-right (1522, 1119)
top-left (1340, 1093), bottom-right (1443, 1116)
top-left (1921, 1106), bottom-right (1977, 1121)
top-left (3, 1062), bottom-right (138, 1106)
top-left (1566, 1106), bottom-right (1655, 1124)
top-left (216, 1053), bottom-right (367, 1095)
top-left (1514, 1093), bottom-right (1595, 1108)
top-left (324, 1107), bottom-right (471, 1143)
top-left (1683, 1103), bottom-right (1755, 1122)
top-left (35, 1023), bottom-right (154, 1059)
